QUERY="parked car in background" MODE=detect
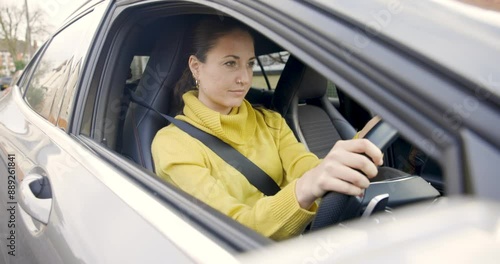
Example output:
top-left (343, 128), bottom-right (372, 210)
top-left (0, 76), bottom-right (12, 91)
top-left (1, 0), bottom-right (499, 263)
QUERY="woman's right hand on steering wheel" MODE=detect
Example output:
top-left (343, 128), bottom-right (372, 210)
top-left (295, 139), bottom-right (384, 209)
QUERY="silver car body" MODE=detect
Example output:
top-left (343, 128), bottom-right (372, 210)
top-left (1, 0), bottom-right (499, 263)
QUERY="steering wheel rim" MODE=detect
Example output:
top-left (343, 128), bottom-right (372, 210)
top-left (308, 121), bottom-right (399, 231)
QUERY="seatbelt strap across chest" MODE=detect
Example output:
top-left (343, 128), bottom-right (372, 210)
top-left (129, 92), bottom-right (281, 196)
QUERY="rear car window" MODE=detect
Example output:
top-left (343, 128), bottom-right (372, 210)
top-left (24, 11), bottom-right (101, 128)
top-left (252, 51), bottom-right (289, 90)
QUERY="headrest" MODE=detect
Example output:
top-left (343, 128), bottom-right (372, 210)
top-left (133, 16), bottom-right (192, 116)
top-left (272, 56), bottom-right (328, 117)
top-left (297, 66), bottom-right (328, 100)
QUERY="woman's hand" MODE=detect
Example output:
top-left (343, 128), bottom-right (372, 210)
top-left (295, 139), bottom-right (383, 209)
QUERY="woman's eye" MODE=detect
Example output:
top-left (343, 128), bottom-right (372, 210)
top-left (224, 61), bottom-right (237, 67)
top-left (248, 61), bottom-right (256, 68)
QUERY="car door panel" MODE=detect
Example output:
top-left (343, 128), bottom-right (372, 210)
top-left (1, 86), bottom-right (198, 263)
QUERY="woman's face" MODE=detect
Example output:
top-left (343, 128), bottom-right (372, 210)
top-left (189, 29), bottom-right (256, 114)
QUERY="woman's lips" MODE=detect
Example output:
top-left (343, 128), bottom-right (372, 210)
top-left (229, 90), bottom-right (246, 96)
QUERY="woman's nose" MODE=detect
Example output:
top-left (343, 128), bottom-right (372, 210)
top-left (239, 68), bottom-right (252, 85)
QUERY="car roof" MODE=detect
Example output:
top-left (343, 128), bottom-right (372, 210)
top-left (85, 1), bottom-right (500, 104)
top-left (305, 0), bottom-right (500, 101)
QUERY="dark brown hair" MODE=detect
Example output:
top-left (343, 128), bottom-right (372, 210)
top-left (173, 16), bottom-right (254, 113)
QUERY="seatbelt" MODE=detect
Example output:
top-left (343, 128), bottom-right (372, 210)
top-left (128, 92), bottom-right (281, 196)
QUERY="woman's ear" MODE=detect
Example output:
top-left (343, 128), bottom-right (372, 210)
top-left (188, 55), bottom-right (200, 79)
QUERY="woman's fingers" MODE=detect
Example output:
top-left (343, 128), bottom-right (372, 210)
top-left (327, 150), bottom-right (378, 178)
top-left (332, 139), bottom-right (383, 166)
top-left (296, 166), bottom-right (365, 209)
top-left (319, 175), bottom-right (364, 196)
top-left (323, 162), bottom-right (371, 189)
top-left (296, 138), bottom-right (385, 207)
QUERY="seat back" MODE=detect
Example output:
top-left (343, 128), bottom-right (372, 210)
top-left (272, 56), bottom-right (356, 158)
top-left (120, 17), bottom-right (191, 171)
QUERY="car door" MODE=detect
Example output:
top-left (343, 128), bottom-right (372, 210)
top-left (0, 3), bottom-right (112, 263)
top-left (0, 2), bottom-right (206, 263)
top-left (2, 0), bottom-right (272, 262)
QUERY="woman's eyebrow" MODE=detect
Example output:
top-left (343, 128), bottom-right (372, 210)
top-left (222, 55), bottom-right (257, 61)
top-left (223, 55), bottom-right (240, 59)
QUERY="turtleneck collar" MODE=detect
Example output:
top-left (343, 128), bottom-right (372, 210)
top-left (177, 91), bottom-right (257, 145)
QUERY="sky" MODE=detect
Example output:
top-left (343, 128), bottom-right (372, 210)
top-left (2, 0), bottom-right (86, 42)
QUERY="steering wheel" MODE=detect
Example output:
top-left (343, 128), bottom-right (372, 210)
top-left (308, 121), bottom-right (399, 231)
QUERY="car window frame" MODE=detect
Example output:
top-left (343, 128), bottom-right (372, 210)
top-left (68, 0), bottom-right (495, 253)
top-left (65, 2), bottom-right (110, 137)
top-left (55, 9), bottom-right (105, 132)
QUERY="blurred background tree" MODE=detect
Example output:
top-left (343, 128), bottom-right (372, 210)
top-left (0, 2), bottom-right (49, 72)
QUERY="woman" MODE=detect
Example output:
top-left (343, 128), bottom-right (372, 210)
top-left (151, 17), bottom-right (383, 240)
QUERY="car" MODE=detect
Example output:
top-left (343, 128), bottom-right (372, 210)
top-left (1, 0), bottom-right (499, 263)
top-left (0, 76), bottom-right (12, 91)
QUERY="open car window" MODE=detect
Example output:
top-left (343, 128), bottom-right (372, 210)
top-left (252, 51), bottom-right (289, 90)
top-left (76, 1), bottom-right (449, 252)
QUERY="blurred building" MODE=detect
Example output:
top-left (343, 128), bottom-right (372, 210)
top-left (0, 39), bottom-right (35, 77)
top-left (0, 50), bottom-right (16, 76)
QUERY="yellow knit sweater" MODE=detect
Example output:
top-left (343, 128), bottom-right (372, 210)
top-left (152, 91), bottom-right (321, 240)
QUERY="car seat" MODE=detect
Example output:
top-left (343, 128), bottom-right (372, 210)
top-left (271, 56), bottom-right (356, 158)
top-left (120, 16), bottom-right (192, 171)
